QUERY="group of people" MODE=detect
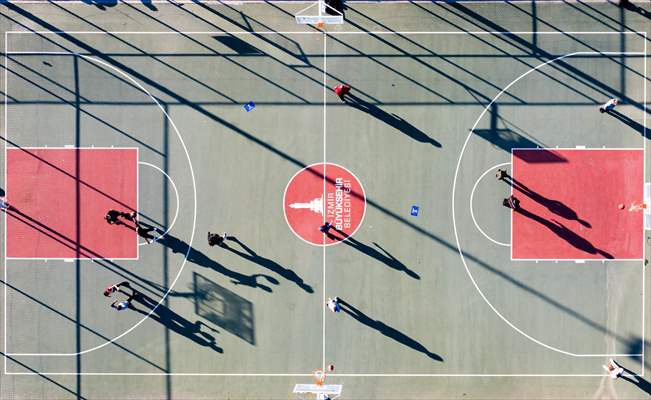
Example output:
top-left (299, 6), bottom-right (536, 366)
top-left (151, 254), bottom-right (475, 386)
top-left (105, 209), bottom-right (157, 244)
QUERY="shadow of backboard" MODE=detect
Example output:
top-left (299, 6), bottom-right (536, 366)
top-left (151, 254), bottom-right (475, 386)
top-left (193, 272), bottom-right (255, 345)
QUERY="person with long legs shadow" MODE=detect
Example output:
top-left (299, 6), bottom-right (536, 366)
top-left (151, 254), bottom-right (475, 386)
top-left (156, 233), bottom-right (279, 292)
top-left (620, 365), bottom-right (651, 395)
top-left (345, 93), bottom-right (442, 147)
top-left (224, 236), bottom-right (314, 293)
top-left (515, 207), bottom-right (613, 259)
top-left (325, 227), bottom-right (420, 279)
top-left (338, 298), bottom-right (443, 362)
top-left (130, 290), bottom-right (223, 353)
top-left (500, 172), bottom-right (591, 228)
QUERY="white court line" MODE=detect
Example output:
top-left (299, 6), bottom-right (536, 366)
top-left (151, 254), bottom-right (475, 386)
top-left (470, 162), bottom-right (511, 247)
top-left (3, 30), bottom-right (7, 376)
top-left (322, 31), bottom-right (327, 371)
top-left (3, 147), bottom-right (141, 260)
top-left (452, 50), bottom-right (646, 358)
top-left (2, 30), bottom-right (646, 376)
top-left (136, 162), bottom-right (180, 247)
top-left (642, 31), bottom-right (647, 378)
top-left (6, 0), bottom-right (646, 3)
top-left (4, 52), bottom-right (197, 357)
top-left (8, 31), bottom-right (648, 35)
top-left (2, 371), bottom-right (642, 377)
top-left (508, 147), bottom-right (645, 262)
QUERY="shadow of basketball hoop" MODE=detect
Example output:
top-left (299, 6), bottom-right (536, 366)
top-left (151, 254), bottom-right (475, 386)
top-left (193, 272), bottom-right (255, 345)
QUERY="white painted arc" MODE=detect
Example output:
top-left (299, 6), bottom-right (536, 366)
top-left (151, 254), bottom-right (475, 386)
top-left (452, 51), bottom-right (645, 358)
top-left (470, 161), bottom-right (512, 247)
top-left (6, 53), bottom-right (197, 357)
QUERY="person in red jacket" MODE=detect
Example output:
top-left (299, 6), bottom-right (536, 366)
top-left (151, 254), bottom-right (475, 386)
top-left (333, 84), bottom-right (351, 101)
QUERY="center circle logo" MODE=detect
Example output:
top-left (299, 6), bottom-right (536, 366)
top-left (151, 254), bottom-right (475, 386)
top-left (283, 163), bottom-right (366, 246)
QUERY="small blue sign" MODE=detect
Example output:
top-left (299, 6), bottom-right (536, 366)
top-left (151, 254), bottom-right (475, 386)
top-left (410, 205), bottom-right (420, 216)
top-left (243, 101), bottom-right (256, 112)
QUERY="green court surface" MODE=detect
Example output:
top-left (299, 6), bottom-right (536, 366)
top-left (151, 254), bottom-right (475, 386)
top-left (0, 1), bottom-right (650, 399)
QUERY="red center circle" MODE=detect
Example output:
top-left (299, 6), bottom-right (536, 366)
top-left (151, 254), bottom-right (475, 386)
top-left (283, 163), bottom-right (366, 246)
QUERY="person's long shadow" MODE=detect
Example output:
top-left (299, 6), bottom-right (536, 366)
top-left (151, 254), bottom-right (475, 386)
top-left (225, 237), bottom-right (314, 293)
top-left (607, 110), bottom-right (648, 139)
top-left (156, 233), bottom-right (279, 292)
top-left (620, 365), bottom-right (651, 395)
top-left (515, 207), bottom-right (614, 259)
top-left (326, 228), bottom-right (420, 280)
top-left (130, 291), bottom-right (224, 353)
top-left (503, 175), bottom-right (591, 228)
top-left (346, 94), bottom-right (442, 148)
top-left (338, 298), bottom-right (442, 362)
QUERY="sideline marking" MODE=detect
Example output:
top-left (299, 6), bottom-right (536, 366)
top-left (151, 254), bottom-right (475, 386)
top-left (469, 162), bottom-right (511, 247)
top-left (4, 52), bottom-right (197, 357)
top-left (453, 50), bottom-right (646, 358)
top-left (136, 162), bottom-right (180, 246)
top-left (2, 30), bottom-right (646, 377)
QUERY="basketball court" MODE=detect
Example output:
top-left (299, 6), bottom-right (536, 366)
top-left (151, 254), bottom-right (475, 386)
top-left (0, 1), bottom-right (649, 399)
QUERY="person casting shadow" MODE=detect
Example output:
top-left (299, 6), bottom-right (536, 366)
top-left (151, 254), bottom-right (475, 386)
top-left (346, 94), bottom-right (442, 147)
top-left (325, 228), bottom-right (420, 279)
top-left (515, 207), bottom-right (613, 259)
top-left (607, 110), bottom-right (648, 138)
top-left (131, 291), bottom-right (223, 353)
top-left (338, 298), bottom-right (442, 362)
top-left (620, 365), bottom-right (651, 395)
top-left (225, 236), bottom-right (314, 293)
top-left (502, 174), bottom-right (591, 228)
top-left (156, 233), bottom-right (279, 292)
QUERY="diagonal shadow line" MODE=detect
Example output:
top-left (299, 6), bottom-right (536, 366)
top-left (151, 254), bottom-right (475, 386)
top-left (1, 279), bottom-right (165, 371)
top-left (8, 54), bottom-right (92, 102)
top-left (2, 3), bottom-right (633, 346)
top-left (265, 2), bottom-right (454, 103)
top-left (347, 7), bottom-right (527, 104)
top-left (3, 59), bottom-right (165, 157)
top-left (5, 208), bottom-right (166, 296)
top-left (142, 0), bottom-right (369, 104)
top-left (111, 2), bottom-right (311, 103)
top-left (1, 134), bottom-right (153, 221)
top-left (444, 2), bottom-right (650, 113)
top-left (1, 3), bottom-right (312, 170)
top-left (508, 1), bottom-right (648, 81)
top-left (51, 2), bottom-right (240, 104)
top-left (0, 351), bottom-right (87, 398)
top-left (574, 0), bottom-right (651, 45)
top-left (411, 2), bottom-right (601, 105)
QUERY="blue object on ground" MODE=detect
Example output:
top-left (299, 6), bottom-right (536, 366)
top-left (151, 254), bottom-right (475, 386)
top-left (410, 205), bottom-right (420, 216)
top-left (243, 101), bottom-right (256, 112)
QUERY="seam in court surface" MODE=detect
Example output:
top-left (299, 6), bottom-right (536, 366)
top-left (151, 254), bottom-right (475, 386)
top-left (2, 30), bottom-right (647, 376)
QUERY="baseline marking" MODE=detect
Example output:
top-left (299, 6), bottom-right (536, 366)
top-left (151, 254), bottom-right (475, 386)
top-left (4, 52), bottom-right (197, 357)
top-left (452, 50), bottom-right (645, 358)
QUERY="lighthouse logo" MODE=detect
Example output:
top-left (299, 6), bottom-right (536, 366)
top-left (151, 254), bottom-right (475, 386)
top-left (283, 163), bottom-right (366, 246)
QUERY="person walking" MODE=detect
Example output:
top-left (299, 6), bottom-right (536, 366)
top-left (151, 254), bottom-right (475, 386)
top-left (333, 84), bottom-right (351, 101)
top-left (111, 293), bottom-right (136, 311)
top-left (320, 222), bottom-right (332, 233)
top-left (599, 98), bottom-right (618, 113)
top-left (496, 169), bottom-right (509, 181)
top-left (208, 232), bottom-right (228, 247)
top-left (503, 195), bottom-right (520, 210)
top-left (603, 359), bottom-right (624, 379)
top-left (105, 209), bottom-right (122, 225)
top-left (103, 281), bottom-right (131, 297)
top-left (326, 297), bottom-right (341, 313)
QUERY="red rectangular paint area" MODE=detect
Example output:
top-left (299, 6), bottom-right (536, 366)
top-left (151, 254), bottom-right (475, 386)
top-left (6, 148), bottom-right (138, 259)
top-left (512, 149), bottom-right (643, 260)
